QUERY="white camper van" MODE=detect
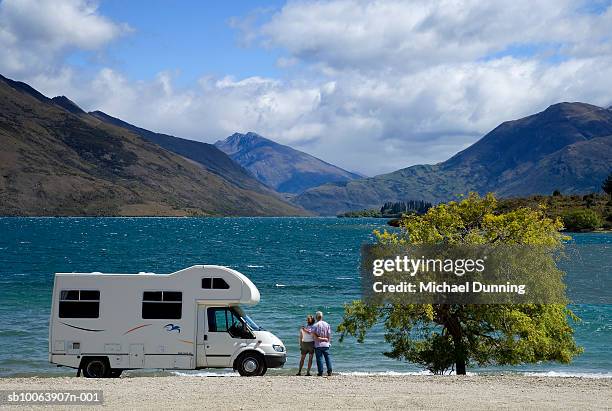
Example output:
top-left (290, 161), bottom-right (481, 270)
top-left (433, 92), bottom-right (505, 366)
top-left (49, 265), bottom-right (286, 377)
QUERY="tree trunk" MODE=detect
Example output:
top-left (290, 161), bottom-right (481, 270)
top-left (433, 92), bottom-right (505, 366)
top-left (455, 358), bottom-right (466, 375)
top-left (444, 310), bottom-right (467, 375)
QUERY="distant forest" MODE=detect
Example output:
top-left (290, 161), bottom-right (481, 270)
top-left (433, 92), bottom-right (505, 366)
top-left (338, 200), bottom-right (432, 218)
top-left (337, 185), bottom-right (612, 232)
top-left (381, 200), bottom-right (431, 215)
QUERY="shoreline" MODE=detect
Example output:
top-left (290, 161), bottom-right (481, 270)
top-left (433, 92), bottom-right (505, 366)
top-left (2, 369), bottom-right (612, 379)
top-left (1, 375), bottom-right (610, 409)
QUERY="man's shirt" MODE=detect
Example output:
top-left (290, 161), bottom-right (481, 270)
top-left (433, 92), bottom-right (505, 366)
top-left (313, 320), bottom-right (331, 348)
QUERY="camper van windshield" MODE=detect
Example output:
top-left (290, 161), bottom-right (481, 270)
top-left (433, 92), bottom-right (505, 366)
top-left (233, 306), bottom-right (262, 331)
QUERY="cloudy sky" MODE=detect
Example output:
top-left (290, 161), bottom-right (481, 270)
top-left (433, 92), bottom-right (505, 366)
top-left (1, 0), bottom-right (611, 175)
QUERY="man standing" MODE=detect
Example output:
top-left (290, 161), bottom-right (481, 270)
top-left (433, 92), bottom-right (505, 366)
top-left (312, 311), bottom-right (332, 376)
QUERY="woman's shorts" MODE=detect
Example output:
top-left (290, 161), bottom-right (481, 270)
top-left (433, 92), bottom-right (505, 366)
top-left (300, 341), bottom-right (315, 355)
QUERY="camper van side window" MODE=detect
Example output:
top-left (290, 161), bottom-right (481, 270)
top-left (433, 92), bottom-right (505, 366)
top-left (143, 291), bottom-right (162, 301)
top-left (60, 290), bottom-right (79, 300)
top-left (207, 308), bottom-right (246, 338)
top-left (58, 290), bottom-right (100, 318)
top-left (208, 308), bottom-right (229, 332)
top-left (163, 291), bottom-right (182, 301)
top-left (142, 291), bottom-right (182, 319)
top-left (213, 278), bottom-right (230, 289)
top-left (201, 278), bottom-right (230, 290)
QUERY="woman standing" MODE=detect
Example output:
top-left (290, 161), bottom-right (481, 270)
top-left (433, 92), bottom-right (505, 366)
top-left (296, 315), bottom-right (315, 376)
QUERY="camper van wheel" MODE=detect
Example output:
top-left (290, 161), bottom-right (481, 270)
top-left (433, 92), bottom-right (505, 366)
top-left (81, 357), bottom-right (111, 378)
top-left (236, 352), bottom-right (265, 377)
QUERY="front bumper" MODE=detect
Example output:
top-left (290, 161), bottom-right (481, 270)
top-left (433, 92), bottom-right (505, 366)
top-left (265, 353), bottom-right (286, 368)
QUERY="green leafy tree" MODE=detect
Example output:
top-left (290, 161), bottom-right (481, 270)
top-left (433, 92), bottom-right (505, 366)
top-left (338, 193), bottom-right (582, 375)
top-left (562, 209), bottom-right (602, 231)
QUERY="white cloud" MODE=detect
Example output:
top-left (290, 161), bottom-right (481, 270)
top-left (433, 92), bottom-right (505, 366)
top-left (0, 0), bottom-right (129, 76)
top-left (259, 0), bottom-right (612, 71)
top-left (1, 0), bottom-right (611, 176)
top-left (58, 69), bottom-right (327, 147)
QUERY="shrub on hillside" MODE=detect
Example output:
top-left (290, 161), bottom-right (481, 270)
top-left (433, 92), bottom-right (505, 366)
top-left (562, 209), bottom-right (602, 231)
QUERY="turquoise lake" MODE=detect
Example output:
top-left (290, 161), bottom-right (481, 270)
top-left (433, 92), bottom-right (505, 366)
top-left (0, 217), bottom-right (610, 377)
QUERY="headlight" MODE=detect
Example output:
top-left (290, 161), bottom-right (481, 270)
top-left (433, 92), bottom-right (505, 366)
top-left (272, 344), bottom-right (285, 352)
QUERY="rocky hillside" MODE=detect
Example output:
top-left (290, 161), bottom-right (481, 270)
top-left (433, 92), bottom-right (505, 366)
top-left (89, 111), bottom-right (276, 195)
top-left (215, 132), bottom-right (361, 194)
top-left (0, 74), bottom-right (307, 216)
top-left (294, 102), bottom-right (612, 215)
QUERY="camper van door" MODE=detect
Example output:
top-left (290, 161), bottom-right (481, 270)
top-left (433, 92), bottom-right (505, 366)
top-left (196, 305), bottom-right (208, 367)
top-left (198, 305), bottom-right (247, 368)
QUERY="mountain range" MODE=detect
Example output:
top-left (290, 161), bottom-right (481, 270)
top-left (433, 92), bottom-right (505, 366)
top-left (294, 102), bottom-right (612, 215)
top-left (1, 73), bottom-right (610, 217)
top-left (215, 132), bottom-right (361, 194)
top-left (0, 74), bottom-right (306, 216)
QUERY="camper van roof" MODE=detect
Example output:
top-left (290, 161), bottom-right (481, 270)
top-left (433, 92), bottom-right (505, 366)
top-left (55, 265), bottom-right (261, 305)
top-left (57, 265), bottom-right (241, 277)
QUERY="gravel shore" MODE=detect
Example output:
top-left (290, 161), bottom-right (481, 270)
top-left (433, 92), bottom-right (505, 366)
top-left (0, 375), bottom-right (610, 410)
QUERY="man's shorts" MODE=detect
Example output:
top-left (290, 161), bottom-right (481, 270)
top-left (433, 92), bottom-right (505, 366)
top-left (300, 341), bottom-right (315, 355)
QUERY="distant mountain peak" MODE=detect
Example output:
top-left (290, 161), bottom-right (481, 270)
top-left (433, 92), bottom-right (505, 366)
top-left (217, 132), bottom-right (273, 155)
top-left (529, 102), bottom-right (603, 124)
top-left (215, 132), bottom-right (362, 194)
top-left (542, 101), bottom-right (603, 114)
top-left (51, 96), bottom-right (85, 115)
top-left (243, 131), bottom-right (265, 139)
top-left (226, 131), bottom-right (265, 140)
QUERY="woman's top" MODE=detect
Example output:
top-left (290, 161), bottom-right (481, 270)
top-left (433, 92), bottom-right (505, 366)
top-left (301, 325), bottom-right (314, 342)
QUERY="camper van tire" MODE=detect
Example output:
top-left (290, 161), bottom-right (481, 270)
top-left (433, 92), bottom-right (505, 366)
top-left (80, 357), bottom-right (111, 378)
top-left (235, 351), bottom-right (266, 376)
